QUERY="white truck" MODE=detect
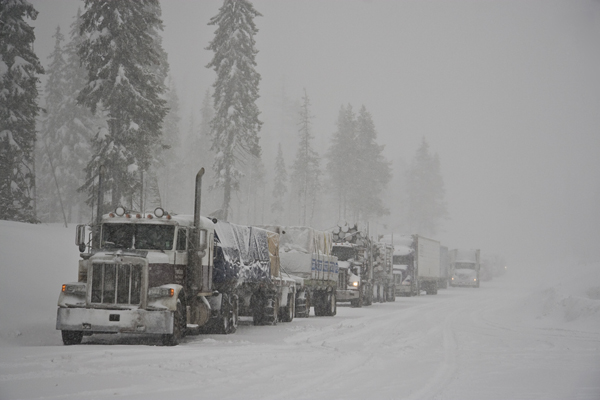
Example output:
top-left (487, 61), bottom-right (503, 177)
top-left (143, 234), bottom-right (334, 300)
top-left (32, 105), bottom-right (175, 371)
top-left (260, 226), bottom-right (338, 317)
top-left (56, 168), bottom-right (294, 346)
top-left (449, 249), bottom-right (481, 288)
top-left (384, 234), bottom-right (441, 296)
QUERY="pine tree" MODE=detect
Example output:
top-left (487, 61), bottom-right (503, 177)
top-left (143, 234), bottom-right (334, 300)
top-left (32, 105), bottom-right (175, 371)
top-left (353, 105), bottom-right (391, 221)
top-left (207, 0), bottom-right (262, 221)
top-left (37, 10), bottom-right (100, 224)
top-left (155, 76), bottom-right (181, 211)
top-left (405, 137), bottom-right (447, 236)
top-left (77, 0), bottom-right (168, 213)
top-left (271, 143), bottom-right (287, 224)
top-left (0, 0), bottom-right (44, 223)
top-left (290, 90), bottom-right (321, 226)
top-left (326, 104), bottom-right (357, 222)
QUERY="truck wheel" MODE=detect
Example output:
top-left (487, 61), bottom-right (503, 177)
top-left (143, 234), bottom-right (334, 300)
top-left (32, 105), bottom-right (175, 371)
top-left (61, 330), bottom-right (83, 345)
top-left (327, 292), bottom-right (337, 316)
top-left (280, 293), bottom-right (294, 322)
top-left (228, 295), bottom-right (239, 334)
top-left (313, 292), bottom-right (323, 316)
top-left (295, 291), bottom-right (309, 318)
top-left (263, 295), bottom-right (279, 325)
top-left (162, 298), bottom-right (185, 346)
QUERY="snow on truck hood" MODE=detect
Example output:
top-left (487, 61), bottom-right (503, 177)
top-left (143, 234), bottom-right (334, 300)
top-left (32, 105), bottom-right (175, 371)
top-left (90, 250), bottom-right (170, 264)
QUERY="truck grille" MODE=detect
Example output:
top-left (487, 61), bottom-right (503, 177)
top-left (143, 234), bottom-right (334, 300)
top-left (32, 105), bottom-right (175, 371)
top-left (91, 263), bottom-right (142, 305)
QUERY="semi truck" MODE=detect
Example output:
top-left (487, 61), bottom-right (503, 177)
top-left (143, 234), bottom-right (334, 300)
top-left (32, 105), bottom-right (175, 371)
top-left (260, 225), bottom-right (338, 317)
top-left (56, 168), bottom-right (292, 346)
top-left (384, 234), bottom-right (441, 296)
top-left (332, 224), bottom-right (375, 307)
top-left (449, 248), bottom-right (481, 287)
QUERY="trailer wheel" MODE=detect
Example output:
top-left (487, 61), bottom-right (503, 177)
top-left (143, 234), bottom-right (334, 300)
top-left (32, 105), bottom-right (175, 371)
top-left (61, 330), bottom-right (83, 345)
top-left (326, 292), bottom-right (337, 316)
top-left (162, 298), bottom-right (185, 346)
top-left (294, 290), bottom-right (309, 318)
top-left (228, 295), bottom-right (239, 333)
top-left (263, 294), bottom-right (279, 325)
top-left (280, 293), bottom-right (294, 322)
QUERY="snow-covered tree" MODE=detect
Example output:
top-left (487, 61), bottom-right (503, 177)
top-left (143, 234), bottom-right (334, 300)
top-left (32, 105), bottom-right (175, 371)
top-left (155, 76), bottom-right (181, 211)
top-left (77, 0), bottom-right (168, 213)
top-left (290, 90), bottom-right (321, 226)
top-left (271, 143), bottom-right (288, 224)
top-left (0, 0), bottom-right (44, 223)
top-left (37, 10), bottom-right (100, 224)
top-left (353, 105), bottom-right (391, 221)
top-left (405, 137), bottom-right (447, 236)
top-left (326, 104), bottom-right (357, 222)
top-left (207, 0), bottom-right (262, 221)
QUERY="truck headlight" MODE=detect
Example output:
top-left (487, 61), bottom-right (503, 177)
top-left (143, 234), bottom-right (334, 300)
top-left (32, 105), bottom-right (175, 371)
top-left (148, 287), bottom-right (175, 298)
top-left (352, 281), bottom-right (359, 287)
top-left (62, 283), bottom-right (86, 295)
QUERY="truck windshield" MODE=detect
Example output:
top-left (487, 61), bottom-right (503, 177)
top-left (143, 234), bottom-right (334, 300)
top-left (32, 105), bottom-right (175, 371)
top-left (332, 246), bottom-right (356, 262)
top-left (393, 255), bottom-right (411, 265)
top-left (102, 224), bottom-right (175, 250)
top-left (454, 262), bottom-right (476, 270)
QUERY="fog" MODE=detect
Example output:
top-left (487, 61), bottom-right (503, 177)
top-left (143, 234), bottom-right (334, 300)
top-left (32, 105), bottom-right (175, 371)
top-left (29, 0), bottom-right (600, 265)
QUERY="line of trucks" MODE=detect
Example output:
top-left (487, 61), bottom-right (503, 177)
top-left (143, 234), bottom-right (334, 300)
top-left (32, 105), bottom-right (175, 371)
top-left (56, 169), bottom-right (487, 345)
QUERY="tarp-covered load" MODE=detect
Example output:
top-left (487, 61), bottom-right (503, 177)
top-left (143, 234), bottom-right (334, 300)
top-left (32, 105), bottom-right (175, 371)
top-left (259, 225), bottom-right (338, 281)
top-left (213, 222), bottom-right (279, 289)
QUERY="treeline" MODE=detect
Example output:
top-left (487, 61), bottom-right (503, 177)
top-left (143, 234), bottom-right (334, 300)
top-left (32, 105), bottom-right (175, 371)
top-left (0, 0), bottom-right (447, 238)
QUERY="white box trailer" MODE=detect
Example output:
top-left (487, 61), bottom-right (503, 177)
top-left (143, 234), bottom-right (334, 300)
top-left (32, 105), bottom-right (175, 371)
top-left (387, 234), bottom-right (441, 296)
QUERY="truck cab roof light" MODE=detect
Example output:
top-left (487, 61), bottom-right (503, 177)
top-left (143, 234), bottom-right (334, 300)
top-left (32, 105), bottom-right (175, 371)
top-left (136, 214), bottom-right (141, 219)
top-left (109, 213), bottom-right (115, 218)
top-left (147, 214), bottom-right (153, 219)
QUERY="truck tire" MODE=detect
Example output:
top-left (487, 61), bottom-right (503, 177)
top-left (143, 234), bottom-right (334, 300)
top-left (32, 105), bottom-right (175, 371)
top-left (280, 293), bottom-right (295, 322)
top-left (389, 286), bottom-right (396, 302)
top-left (214, 294), bottom-right (238, 334)
top-left (326, 292), bottom-right (337, 316)
top-left (61, 330), bottom-right (83, 345)
top-left (263, 294), bottom-right (279, 325)
top-left (313, 291), bottom-right (324, 316)
top-left (350, 295), bottom-right (363, 308)
top-left (295, 290), bottom-right (309, 318)
top-left (162, 298), bottom-right (185, 346)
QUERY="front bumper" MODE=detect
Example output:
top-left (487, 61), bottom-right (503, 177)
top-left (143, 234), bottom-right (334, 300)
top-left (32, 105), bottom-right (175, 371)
top-left (56, 307), bottom-right (174, 334)
top-left (336, 289), bottom-right (360, 302)
top-left (450, 279), bottom-right (478, 287)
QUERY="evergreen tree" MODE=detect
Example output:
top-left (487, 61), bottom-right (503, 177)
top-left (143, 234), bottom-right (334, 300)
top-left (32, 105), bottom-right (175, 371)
top-left (77, 0), bottom-right (168, 213)
top-left (326, 104), bottom-right (357, 222)
top-left (290, 90), bottom-right (321, 226)
top-left (0, 0), bottom-right (44, 223)
top-left (271, 143), bottom-right (287, 224)
top-left (156, 76), bottom-right (181, 211)
top-left (405, 137), bottom-right (447, 236)
top-left (207, 0), bottom-right (262, 221)
top-left (38, 10), bottom-right (99, 224)
top-left (353, 105), bottom-right (391, 221)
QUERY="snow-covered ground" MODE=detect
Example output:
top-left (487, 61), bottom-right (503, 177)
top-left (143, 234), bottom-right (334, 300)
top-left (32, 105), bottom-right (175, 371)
top-left (1, 221), bottom-right (599, 399)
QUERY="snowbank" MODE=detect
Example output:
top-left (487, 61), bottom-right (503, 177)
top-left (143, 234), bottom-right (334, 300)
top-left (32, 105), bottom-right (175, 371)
top-left (511, 261), bottom-right (600, 330)
top-left (0, 221), bottom-right (81, 347)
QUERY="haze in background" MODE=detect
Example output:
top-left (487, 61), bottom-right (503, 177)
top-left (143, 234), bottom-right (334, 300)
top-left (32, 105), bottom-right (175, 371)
top-left (30, 0), bottom-right (600, 265)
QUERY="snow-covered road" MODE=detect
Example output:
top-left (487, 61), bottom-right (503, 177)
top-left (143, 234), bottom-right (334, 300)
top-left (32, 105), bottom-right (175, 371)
top-left (1, 222), bottom-right (599, 399)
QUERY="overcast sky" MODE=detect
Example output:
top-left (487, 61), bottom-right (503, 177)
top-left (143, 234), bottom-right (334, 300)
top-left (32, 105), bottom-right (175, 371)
top-left (29, 0), bottom-right (600, 265)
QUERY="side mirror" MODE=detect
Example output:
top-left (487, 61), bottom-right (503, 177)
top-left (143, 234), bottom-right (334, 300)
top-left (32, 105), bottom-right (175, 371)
top-left (76, 225), bottom-right (87, 252)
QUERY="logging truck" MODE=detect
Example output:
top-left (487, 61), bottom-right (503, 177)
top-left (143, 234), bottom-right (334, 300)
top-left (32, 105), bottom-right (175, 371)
top-left (259, 225), bottom-right (338, 317)
top-left (56, 168), bottom-right (293, 346)
top-left (332, 224), bottom-right (374, 307)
